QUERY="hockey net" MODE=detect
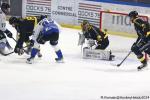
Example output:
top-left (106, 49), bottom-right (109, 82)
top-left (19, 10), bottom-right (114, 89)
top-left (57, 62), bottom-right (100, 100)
top-left (99, 11), bottom-right (149, 60)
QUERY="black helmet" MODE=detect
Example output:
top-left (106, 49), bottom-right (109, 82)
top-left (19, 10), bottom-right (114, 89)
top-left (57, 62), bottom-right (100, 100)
top-left (1, 3), bottom-right (10, 13)
top-left (1, 3), bottom-right (10, 9)
top-left (128, 11), bottom-right (138, 18)
top-left (9, 17), bottom-right (18, 25)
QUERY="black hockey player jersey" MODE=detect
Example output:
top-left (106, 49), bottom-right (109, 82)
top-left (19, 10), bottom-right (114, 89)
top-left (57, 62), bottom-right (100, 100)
top-left (83, 25), bottom-right (108, 41)
top-left (15, 16), bottom-right (38, 48)
top-left (133, 18), bottom-right (150, 43)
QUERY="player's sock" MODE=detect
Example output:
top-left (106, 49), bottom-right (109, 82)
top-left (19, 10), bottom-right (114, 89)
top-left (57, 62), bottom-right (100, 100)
top-left (31, 48), bottom-right (38, 58)
top-left (26, 48), bottom-right (38, 64)
top-left (55, 49), bottom-right (63, 62)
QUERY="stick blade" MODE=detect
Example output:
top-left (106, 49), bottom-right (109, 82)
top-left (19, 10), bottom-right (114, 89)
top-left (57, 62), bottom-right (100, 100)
top-left (110, 62), bottom-right (121, 67)
top-left (117, 64), bottom-right (121, 67)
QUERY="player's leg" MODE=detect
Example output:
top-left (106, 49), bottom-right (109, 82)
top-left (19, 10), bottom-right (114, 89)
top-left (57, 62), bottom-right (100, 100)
top-left (0, 41), bottom-right (6, 54)
top-left (6, 39), bottom-right (13, 50)
top-left (26, 41), bottom-right (40, 64)
top-left (0, 31), bottom-right (8, 54)
top-left (131, 43), bottom-right (147, 70)
top-left (50, 32), bottom-right (64, 62)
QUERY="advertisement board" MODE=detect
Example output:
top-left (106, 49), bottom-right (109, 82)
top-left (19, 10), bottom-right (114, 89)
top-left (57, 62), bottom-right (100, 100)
top-left (22, 0), bottom-right (150, 36)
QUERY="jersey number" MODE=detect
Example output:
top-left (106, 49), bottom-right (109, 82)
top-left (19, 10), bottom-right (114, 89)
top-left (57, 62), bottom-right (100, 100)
top-left (1, 23), bottom-right (6, 28)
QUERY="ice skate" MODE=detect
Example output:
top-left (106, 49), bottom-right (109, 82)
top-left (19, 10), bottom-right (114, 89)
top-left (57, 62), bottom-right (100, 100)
top-left (109, 50), bottom-right (115, 61)
top-left (137, 62), bottom-right (147, 71)
top-left (109, 55), bottom-right (115, 61)
top-left (26, 57), bottom-right (34, 64)
top-left (55, 57), bottom-right (64, 63)
top-left (37, 51), bottom-right (42, 58)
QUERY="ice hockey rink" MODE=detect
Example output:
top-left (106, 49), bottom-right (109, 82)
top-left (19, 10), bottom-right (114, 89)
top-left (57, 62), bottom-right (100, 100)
top-left (0, 22), bottom-right (150, 100)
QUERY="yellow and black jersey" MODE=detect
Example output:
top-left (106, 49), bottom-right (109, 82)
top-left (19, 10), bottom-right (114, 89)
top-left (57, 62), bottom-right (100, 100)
top-left (133, 18), bottom-right (150, 39)
top-left (15, 16), bottom-right (38, 48)
top-left (15, 16), bottom-right (38, 34)
top-left (83, 25), bottom-right (108, 41)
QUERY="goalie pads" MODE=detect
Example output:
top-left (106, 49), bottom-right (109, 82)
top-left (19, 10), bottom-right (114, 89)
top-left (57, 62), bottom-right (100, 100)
top-left (78, 32), bottom-right (85, 46)
top-left (83, 47), bottom-right (114, 61)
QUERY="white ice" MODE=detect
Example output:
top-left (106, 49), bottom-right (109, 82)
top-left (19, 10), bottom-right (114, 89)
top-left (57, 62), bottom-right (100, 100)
top-left (0, 22), bottom-right (150, 100)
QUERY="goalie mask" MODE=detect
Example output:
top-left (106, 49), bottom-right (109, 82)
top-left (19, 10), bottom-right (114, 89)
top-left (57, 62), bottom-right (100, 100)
top-left (81, 20), bottom-right (90, 32)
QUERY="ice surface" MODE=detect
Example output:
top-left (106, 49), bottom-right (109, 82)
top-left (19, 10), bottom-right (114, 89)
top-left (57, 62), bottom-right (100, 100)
top-left (0, 22), bottom-right (150, 100)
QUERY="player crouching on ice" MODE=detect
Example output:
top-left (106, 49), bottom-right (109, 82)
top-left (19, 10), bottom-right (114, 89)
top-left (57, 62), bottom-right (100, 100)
top-left (9, 16), bottom-right (42, 57)
top-left (0, 3), bottom-right (13, 55)
top-left (78, 20), bottom-right (114, 61)
top-left (128, 11), bottom-right (150, 70)
top-left (26, 17), bottom-right (64, 64)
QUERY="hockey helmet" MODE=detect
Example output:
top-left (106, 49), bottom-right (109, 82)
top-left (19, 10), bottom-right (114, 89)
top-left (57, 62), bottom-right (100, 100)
top-left (128, 11), bottom-right (138, 18)
top-left (1, 3), bottom-right (10, 14)
top-left (82, 20), bottom-right (90, 26)
top-left (9, 17), bottom-right (18, 25)
top-left (81, 20), bottom-right (90, 31)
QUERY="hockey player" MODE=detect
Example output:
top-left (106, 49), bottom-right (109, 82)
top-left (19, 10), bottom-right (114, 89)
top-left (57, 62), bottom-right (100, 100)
top-left (128, 11), bottom-right (150, 70)
top-left (0, 3), bottom-right (13, 55)
top-left (80, 20), bottom-right (115, 61)
top-left (81, 20), bottom-right (109, 50)
top-left (26, 17), bottom-right (64, 64)
top-left (9, 16), bottom-right (42, 56)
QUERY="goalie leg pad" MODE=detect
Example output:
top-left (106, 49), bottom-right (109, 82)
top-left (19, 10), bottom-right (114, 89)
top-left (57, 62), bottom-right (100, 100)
top-left (83, 48), bottom-right (114, 61)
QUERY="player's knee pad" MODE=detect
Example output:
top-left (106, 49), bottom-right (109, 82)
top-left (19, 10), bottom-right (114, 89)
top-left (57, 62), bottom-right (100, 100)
top-left (50, 40), bottom-right (58, 46)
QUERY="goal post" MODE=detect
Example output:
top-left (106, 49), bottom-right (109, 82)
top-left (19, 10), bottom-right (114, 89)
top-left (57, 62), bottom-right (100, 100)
top-left (99, 10), bottom-right (149, 60)
top-left (99, 11), bottom-right (149, 37)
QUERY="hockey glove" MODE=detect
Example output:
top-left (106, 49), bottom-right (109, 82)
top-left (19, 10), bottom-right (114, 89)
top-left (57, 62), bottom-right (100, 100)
top-left (14, 47), bottom-right (24, 55)
top-left (131, 43), bottom-right (136, 50)
top-left (30, 39), bottom-right (34, 47)
top-left (97, 35), bottom-right (102, 41)
top-left (36, 38), bottom-right (46, 44)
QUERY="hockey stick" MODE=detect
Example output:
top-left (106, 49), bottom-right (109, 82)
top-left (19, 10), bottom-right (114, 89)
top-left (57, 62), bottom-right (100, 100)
top-left (116, 51), bottom-right (132, 67)
top-left (0, 51), bottom-right (14, 56)
top-left (0, 45), bottom-right (29, 56)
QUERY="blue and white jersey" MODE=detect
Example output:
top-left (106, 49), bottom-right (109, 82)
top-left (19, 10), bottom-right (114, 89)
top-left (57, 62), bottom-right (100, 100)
top-left (32, 18), bottom-right (60, 42)
top-left (41, 18), bottom-right (59, 35)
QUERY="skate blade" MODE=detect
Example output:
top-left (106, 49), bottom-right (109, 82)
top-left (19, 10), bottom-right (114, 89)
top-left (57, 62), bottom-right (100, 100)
top-left (26, 60), bottom-right (33, 64)
top-left (137, 66), bottom-right (148, 71)
top-left (56, 59), bottom-right (65, 63)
